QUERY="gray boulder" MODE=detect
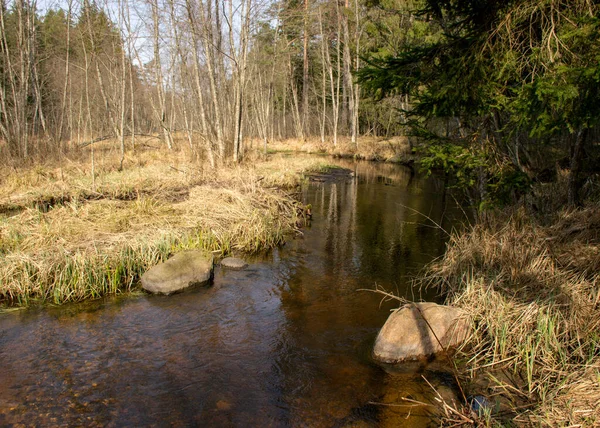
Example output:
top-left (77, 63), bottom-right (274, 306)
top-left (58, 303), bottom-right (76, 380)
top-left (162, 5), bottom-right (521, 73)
top-left (141, 250), bottom-right (213, 295)
top-left (373, 302), bottom-right (471, 363)
top-left (220, 257), bottom-right (248, 270)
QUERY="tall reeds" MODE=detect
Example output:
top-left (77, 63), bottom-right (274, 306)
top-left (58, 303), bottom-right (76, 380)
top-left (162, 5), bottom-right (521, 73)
top-left (425, 205), bottom-right (600, 425)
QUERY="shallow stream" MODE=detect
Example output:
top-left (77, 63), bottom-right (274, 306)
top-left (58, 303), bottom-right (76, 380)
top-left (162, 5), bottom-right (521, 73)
top-left (0, 159), bottom-right (466, 427)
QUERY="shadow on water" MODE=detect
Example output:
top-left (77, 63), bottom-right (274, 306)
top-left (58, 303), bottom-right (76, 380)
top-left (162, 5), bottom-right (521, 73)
top-left (0, 159), bottom-right (468, 427)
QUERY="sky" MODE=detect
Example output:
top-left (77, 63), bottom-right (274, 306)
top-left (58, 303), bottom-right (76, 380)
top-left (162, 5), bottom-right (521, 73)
top-left (33, 0), bottom-right (271, 69)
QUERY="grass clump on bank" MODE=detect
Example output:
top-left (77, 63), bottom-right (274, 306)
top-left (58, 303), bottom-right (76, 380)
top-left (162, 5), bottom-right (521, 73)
top-left (0, 147), bottom-right (329, 306)
top-left (424, 200), bottom-right (600, 425)
top-left (265, 136), bottom-right (414, 164)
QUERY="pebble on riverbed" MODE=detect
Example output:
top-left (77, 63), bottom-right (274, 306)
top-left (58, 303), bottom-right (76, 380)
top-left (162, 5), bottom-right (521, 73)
top-left (220, 257), bottom-right (248, 270)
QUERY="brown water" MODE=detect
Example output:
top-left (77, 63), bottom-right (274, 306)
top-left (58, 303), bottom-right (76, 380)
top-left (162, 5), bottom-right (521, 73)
top-left (0, 160), bottom-right (466, 427)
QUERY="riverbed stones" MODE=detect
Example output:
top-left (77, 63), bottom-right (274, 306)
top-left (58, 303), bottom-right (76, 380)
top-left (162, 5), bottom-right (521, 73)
top-left (373, 302), bottom-right (471, 364)
top-left (141, 250), bottom-right (214, 295)
top-left (220, 257), bottom-right (248, 270)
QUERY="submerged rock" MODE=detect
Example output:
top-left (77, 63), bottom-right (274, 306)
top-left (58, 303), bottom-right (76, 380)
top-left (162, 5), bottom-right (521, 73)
top-left (216, 400), bottom-right (232, 411)
top-left (220, 257), bottom-right (248, 270)
top-left (141, 250), bottom-right (213, 295)
top-left (373, 302), bottom-right (471, 364)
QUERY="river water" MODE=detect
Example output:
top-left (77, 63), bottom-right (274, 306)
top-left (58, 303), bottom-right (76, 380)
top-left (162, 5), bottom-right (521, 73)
top-left (0, 159), bottom-right (465, 427)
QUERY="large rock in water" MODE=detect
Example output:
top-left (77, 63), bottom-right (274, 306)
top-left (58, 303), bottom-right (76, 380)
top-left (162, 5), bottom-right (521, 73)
top-left (141, 250), bottom-right (213, 295)
top-left (373, 302), bottom-right (471, 363)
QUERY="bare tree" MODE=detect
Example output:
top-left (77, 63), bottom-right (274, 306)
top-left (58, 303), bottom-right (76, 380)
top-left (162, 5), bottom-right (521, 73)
top-left (341, 0), bottom-right (354, 142)
top-left (0, 0), bottom-right (18, 153)
top-left (301, 0), bottom-right (309, 136)
top-left (57, 0), bottom-right (73, 148)
top-left (124, 0), bottom-right (136, 152)
top-left (319, 4), bottom-right (341, 146)
top-left (227, 0), bottom-right (253, 162)
top-left (0, 0), bottom-right (390, 163)
top-left (193, 0), bottom-right (226, 161)
top-left (351, 0), bottom-right (362, 146)
top-left (149, 0), bottom-right (174, 150)
top-left (80, 18), bottom-right (96, 191)
top-left (184, 0), bottom-right (217, 167)
top-left (0, 0), bottom-right (38, 157)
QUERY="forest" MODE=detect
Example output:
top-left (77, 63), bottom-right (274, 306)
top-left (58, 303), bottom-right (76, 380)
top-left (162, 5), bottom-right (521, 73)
top-left (0, 0), bottom-right (412, 166)
top-left (1, 0), bottom-right (598, 206)
top-left (2, 0), bottom-right (600, 425)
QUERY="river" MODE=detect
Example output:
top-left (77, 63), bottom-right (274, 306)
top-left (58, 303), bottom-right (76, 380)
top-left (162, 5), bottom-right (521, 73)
top-left (0, 159), bottom-right (466, 427)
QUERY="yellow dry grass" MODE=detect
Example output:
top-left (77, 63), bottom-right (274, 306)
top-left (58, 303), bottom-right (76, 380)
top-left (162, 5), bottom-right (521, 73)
top-left (424, 203), bottom-right (600, 426)
top-left (266, 136), bottom-right (413, 163)
top-left (0, 145), bottom-right (330, 306)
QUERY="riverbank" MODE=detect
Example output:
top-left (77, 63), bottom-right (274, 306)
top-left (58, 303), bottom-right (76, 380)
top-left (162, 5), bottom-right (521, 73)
top-left (263, 136), bottom-right (415, 165)
top-left (423, 176), bottom-right (600, 425)
top-left (0, 145), bottom-right (331, 306)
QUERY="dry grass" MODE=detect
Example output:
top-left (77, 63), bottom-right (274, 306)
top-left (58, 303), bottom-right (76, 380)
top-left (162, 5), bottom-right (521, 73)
top-left (266, 136), bottom-right (414, 163)
top-left (423, 202), bottom-right (600, 426)
top-left (0, 144), bottom-right (330, 306)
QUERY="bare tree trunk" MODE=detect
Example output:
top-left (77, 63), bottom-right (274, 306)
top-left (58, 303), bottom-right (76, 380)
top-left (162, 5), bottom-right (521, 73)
top-left (320, 5), bottom-right (341, 146)
top-left (220, 0), bottom-right (234, 140)
top-left (149, 0), bottom-right (174, 150)
top-left (318, 6), bottom-right (327, 144)
top-left (166, 18), bottom-right (178, 147)
top-left (230, 0), bottom-right (252, 162)
top-left (81, 29), bottom-right (96, 192)
top-left (84, 0), bottom-right (120, 145)
top-left (250, 65), bottom-right (271, 155)
top-left (229, 0), bottom-right (240, 162)
top-left (123, 0), bottom-right (136, 152)
top-left (57, 0), bottom-right (72, 147)
top-left (351, 0), bottom-right (361, 147)
top-left (255, 7), bottom-right (280, 154)
top-left (17, 0), bottom-right (31, 157)
top-left (118, 0), bottom-right (127, 170)
top-left (167, 0), bottom-right (194, 153)
top-left (0, 0), bottom-right (18, 152)
top-left (289, 54), bottom-right (305, 142)
top-left (126, 0), bottom-right (163, 138)
top-left (29, 2), bottom-right (49, 147)
top-left (68, 66), bottom-right (74, 146)
top-left (281, 76), bottom-right (287, 139)
top-left (341, 0), bottom-right (354, 141)
top-left (76, 91), bottom-right (83, 146)
top-left (302, 0), bottom-right (309, 137)
top-left (196, 0), bottom-right (226, 161)
top-left (128, 63), bottom-right (135, 152)
top-left (184, 0), bottom-right (216, 168)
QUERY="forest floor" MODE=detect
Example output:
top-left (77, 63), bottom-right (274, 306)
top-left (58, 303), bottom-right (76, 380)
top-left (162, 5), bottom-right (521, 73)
top-left (0, 140), bottom-right (332, 306)
top-left (421, 173), bottom-right (600, 426)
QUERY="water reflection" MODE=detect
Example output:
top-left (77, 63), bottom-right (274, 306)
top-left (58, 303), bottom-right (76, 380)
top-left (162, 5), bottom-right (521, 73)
top-left (307, 160), bottom-right (454, 296)
top-left (0, 159), bottom-right (465, 426)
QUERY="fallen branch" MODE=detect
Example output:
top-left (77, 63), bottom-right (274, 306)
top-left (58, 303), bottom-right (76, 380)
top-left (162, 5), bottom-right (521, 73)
top-left (78, 134), bottom-right (162, 148)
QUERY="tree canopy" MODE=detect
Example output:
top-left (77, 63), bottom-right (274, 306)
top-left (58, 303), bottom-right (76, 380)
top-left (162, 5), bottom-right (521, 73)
top-left (359, 0), bottom-right (600, 207)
